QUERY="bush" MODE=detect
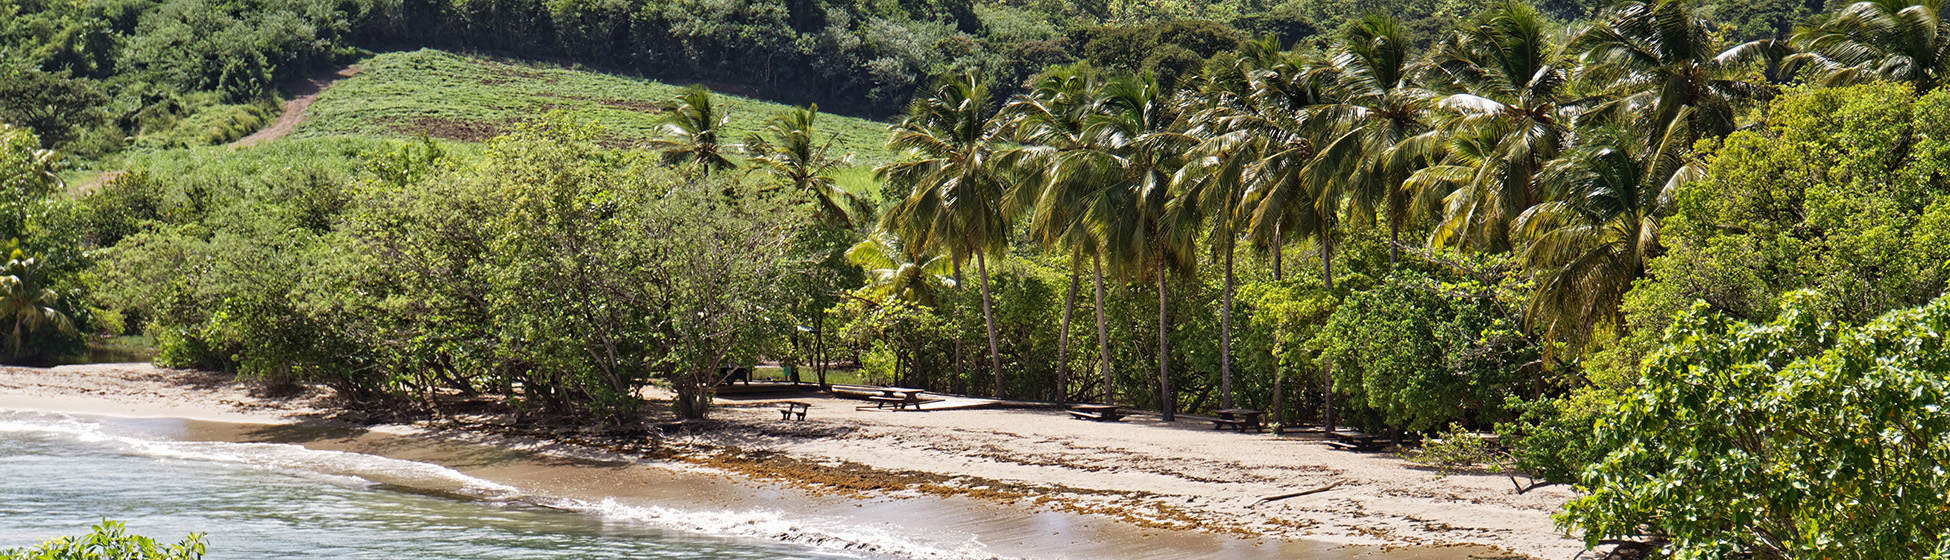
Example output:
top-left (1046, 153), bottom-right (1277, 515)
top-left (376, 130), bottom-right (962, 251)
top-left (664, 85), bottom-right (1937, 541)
top-left (2, 520), bottom-right (206, 560)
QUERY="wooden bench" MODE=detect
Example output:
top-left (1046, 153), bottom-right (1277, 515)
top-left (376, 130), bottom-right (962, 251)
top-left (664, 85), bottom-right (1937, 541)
top-left (1325, 431), bottom-right (1388, 451)
top-left (778, 401), bottom-right (810, 421)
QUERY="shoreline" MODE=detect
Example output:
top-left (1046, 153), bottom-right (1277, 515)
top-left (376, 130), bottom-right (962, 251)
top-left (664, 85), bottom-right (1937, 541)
top-left (0, 363), bottom-right (1586, 559)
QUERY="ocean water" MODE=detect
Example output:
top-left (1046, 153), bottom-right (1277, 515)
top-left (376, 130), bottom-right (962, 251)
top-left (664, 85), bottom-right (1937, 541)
top-left (0, 411), bottom-right (871, 559)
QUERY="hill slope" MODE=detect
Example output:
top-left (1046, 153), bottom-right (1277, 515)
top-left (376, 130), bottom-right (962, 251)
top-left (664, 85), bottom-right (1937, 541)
top-left (293, 49), bottom-right (899, 165)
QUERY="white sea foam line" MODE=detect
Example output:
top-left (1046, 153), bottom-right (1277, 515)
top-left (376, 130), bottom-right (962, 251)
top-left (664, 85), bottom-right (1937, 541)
top-left (4, 410), bottom-right (1008, 559)
top-left (0, 410), bottom-right (518, 497)
top-left (554, 497), bottom-right (1009, 560)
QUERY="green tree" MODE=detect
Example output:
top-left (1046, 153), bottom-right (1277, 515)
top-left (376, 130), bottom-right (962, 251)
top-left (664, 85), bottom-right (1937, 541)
top-left (742, 104), bottom-right (868, 228)
top-left (1789, 0), bottom-right (1950, 92)
top-left (0, 124), bottom-right (63, 241)
top-left (1570, 0), bottom-right (1772, 150)
top-left (1563, 292), bottom-right (1950, 559)
top-left (648, 85), bottom-right (736, 175)
top-left (0, 250), bottom-right (77, 363)
top-left (877, 73), bottom-right (1018, 397)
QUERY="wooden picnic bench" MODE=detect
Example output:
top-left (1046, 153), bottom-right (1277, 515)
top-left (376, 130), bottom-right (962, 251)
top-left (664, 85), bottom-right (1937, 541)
top-left (1067, 403), bottom-right (1127, 422)
top-left (859, 387), bottom-right (929, 410)
top-left (1325, 430), bottom-right (1395, 451)
top-left (1212, 408), bottom-right (1266, 433)
top-left (778, 401), bottom-right (810, 421)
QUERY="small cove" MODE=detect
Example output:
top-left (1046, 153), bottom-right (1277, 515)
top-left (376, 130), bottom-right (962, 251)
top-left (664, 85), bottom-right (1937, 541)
top-left (0, 410), bottom-right (1513, 559)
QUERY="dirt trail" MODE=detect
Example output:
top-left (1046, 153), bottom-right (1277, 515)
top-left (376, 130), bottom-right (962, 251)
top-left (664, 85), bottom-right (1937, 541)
top-left (230, 65), bottom-right (362, 148)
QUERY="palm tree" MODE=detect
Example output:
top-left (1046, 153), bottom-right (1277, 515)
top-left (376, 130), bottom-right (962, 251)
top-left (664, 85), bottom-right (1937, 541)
top-left (1313, 13), bottom-right (1438, 266)
top-left (744, 104), bottom-right (869, 228)
top-left (845, 229), bottom-right (955, 308)
top-left (1409, 1), bottom-right (1576, 253)
top-left (1788, 0), bottom-right (1950, 92)
top-left (1516, 123), bottom-right (1703, 350)
top-left (1569, 0), bottom-right (1772, 151)
top-left (648, 85), bottom-right (736, 174)
top-left (876, 73), bottom-right (1017, 398)
top-left (1065, 73), bottom-right (1199, 420)
top-left (0, 252), bottom-right (74, 363)
top-left (1004, 64), bottom-right (1109, 404)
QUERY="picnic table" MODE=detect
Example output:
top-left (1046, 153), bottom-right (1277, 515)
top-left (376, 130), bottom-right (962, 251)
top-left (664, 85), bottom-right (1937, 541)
top-left (1211, 408), bottom-right (1266, 433)
top-left (1325, 430), bottom-right (1389, 451)
top-left (861, 387), bottom-right (928, 410)
top-left (1067, 403), bottom-right (1127, 422)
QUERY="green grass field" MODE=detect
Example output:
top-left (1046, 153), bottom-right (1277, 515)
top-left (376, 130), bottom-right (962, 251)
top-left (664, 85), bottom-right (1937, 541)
top-left (296, 49), bottom-right (901, 166)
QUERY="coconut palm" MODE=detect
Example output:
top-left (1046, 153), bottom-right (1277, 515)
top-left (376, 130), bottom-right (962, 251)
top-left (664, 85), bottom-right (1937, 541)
top-left (744, 104), bottom-right (869, 228)
top-left (1311, 13), bottom-right (1438, 266)
top-left (1787, 0), bottom-right (1950, 92)
top-left (1569, 0), bottom-right (1773, 151)
top-left (1516, 122), bottom-right (1703, 350)
top-left (1409, 1), bottom-right (1576, 253)
top-left (1063, 73), bottom-right (1199, 420)
top-left (648, 85), bottom-right (736, 174)
top-left (845, 229), bottom-right (955, 307)
top-left (876, 73), bottom-right (1017, 398)
top-left (1004, 64), bottom-right (1110, 404)
top-left (0, 252), bottom-right (75, 363)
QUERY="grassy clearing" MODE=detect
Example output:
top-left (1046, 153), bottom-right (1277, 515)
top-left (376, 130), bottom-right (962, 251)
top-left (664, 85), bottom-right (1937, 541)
top-left (297, 49), bottom-right (901, 166)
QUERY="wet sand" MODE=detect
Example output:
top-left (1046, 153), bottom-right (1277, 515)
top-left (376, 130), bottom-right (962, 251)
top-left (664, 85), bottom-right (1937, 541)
top-left (0, 364), bottom-right (1581, 559)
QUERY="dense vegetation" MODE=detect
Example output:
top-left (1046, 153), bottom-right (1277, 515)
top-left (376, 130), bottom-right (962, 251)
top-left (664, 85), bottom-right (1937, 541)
top-left (2, 520), bottom-right (205, 560)
top-left (9, 0), bottom-right (1950, 555)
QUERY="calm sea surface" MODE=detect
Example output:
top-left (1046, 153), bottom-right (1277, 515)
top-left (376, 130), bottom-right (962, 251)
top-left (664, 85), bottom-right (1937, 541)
top-left (0, 411), bottom-right (863, 559)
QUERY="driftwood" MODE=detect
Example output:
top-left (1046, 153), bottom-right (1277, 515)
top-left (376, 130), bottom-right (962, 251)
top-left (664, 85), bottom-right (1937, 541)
top-left (1250, 480), bottom-right (1343, 506)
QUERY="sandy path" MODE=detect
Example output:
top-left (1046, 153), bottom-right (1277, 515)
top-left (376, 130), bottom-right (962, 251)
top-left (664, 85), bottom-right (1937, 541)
top-left (0, 365), bottom-right (1587, 558)
top-left (230, 65), bottom-right (361, 148)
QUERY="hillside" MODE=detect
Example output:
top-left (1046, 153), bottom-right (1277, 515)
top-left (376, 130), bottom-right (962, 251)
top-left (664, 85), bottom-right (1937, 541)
top-left (293, 49), bottom-right (899, 165)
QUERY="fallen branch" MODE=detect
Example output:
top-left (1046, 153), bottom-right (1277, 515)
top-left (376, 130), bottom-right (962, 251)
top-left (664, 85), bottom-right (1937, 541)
top-left (1250, 480), bottom-right (1343, 506)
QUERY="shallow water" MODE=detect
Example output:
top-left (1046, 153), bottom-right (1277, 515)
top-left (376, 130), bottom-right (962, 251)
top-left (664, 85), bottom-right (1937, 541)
top-left (0, 411), bottom-right (861, 559)
top-left (0, 410), bottom-right (1518, 560)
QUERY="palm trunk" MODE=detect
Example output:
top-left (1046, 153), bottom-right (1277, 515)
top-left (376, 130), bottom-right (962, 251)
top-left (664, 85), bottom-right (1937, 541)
top-left (1220, 235), bottom-right (1235, 410)
top-left (1324, 360), bottom-right (1337, 433)
top-left (1156, 249), bottom-right (1175, 422)
top-left (952, 259), bottom-right (967, 395)
top-left (1093, 251), bottom-right (1114, 405)
top-left (1055, 250), bottom-right (1080, 404)
top-left (1272, 223), bottom-right (1283, 281)
top-left (976, 251), bottom-right (1003, 399)
top-left (1389, 214), bottom-right (1400, 268)
top-left (1272, 367), bottom-right (1285, 434)
top-left (1321, 233), bottom-right (1335, 291)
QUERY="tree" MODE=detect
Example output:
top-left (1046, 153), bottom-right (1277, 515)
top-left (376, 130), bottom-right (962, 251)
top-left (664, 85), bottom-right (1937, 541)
top-left (743, 104), bottom-right (869, 229)
top-left (1066, 73), bottom-right (1198, 420)
top-left (877, 73), bottom-right (1018, 398)
top-left (1, 124), bottom-right (64, 241)
top-left (1517, 124), bottom-right (1702, 350)
top-left (648, 85), bottom-right (736, 175)
top-left (1314, 12), bottom-right (1436, 267)
top-left (1410, 1), bottom-right (1574, 253)
top-left (1005, 64), bottom-right (1109, 403)
top-left (1563, 293), bottom-right (1950, 559)
top-left (1570, 0), bottom-right (1772, 150)
top-left (0, 250), bottom-right (76, 363)
top-left (1789, 0), bottom-right (1950, 93)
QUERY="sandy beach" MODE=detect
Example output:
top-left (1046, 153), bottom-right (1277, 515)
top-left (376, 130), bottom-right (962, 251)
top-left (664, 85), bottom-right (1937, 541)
top-left (0, 363), bottom-right (1587, 559)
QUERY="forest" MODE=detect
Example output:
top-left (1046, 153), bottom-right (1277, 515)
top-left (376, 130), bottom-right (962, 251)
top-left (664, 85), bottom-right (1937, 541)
top-left (7, 0), bottom-right (1950, 556)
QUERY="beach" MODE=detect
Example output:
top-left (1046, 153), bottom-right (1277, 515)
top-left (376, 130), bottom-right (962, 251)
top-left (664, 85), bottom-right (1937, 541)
top-left (0, 363), bottom-right (1586, 559)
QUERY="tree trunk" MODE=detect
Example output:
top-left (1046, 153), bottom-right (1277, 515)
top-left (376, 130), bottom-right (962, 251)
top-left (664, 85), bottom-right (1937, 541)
top-left (1321, 234), bottom-right (1335, 291)
top-left (976, 251), bottom-right (1003, 399)
top-left (1093, 250), bottom-right (1114, 405)
top-left (1220, 236), bottom-right (1235, 410)
top-left (1055, 250), bottom-right (1080, 404)
top-left (1324, 361), bottom-right (1337, 433)
top-left (1272, 223), bottom-right (1283, 281)
top-left (1389, 212), bottom-right (1400, 267)
top-left (953, 259), bottom-right (968, 395)
top-left (1272, 367), bottom-right (1285, 434)
top-left (1156, 251), bottom-right (1175, 422)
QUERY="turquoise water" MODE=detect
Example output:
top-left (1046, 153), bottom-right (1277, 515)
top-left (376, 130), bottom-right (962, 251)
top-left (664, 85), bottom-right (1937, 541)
top-left (0, 411), bottom-right (865, 559)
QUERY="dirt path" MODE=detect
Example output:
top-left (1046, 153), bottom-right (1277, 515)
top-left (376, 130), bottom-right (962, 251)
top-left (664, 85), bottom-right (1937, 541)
top-left (230, 65), bottom-right (362, 148)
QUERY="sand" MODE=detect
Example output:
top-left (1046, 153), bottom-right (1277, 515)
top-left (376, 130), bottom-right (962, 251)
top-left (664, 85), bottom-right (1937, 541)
top-left (0, 364), bottom-right (1588, 559)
